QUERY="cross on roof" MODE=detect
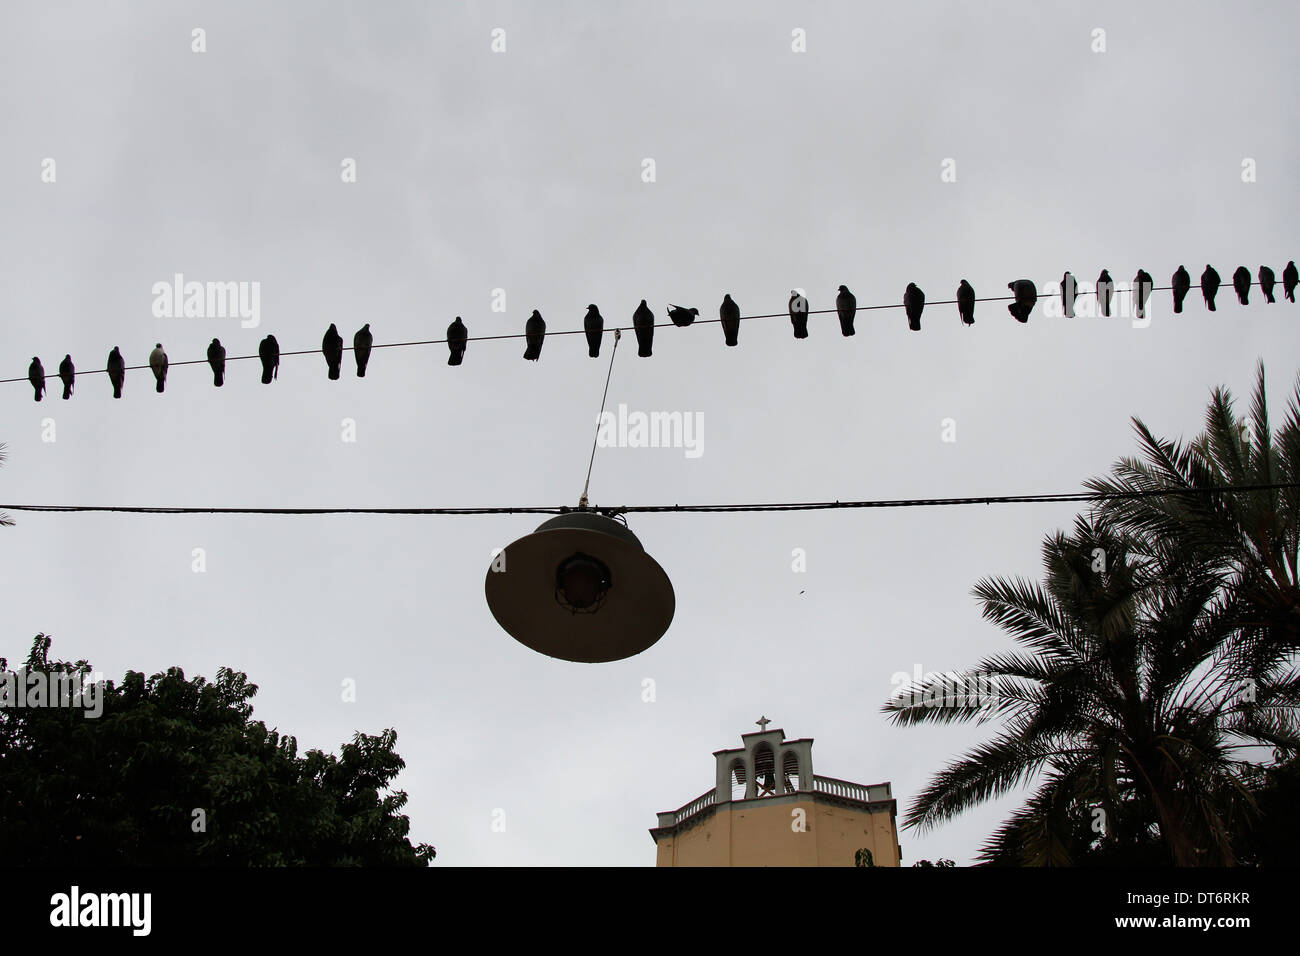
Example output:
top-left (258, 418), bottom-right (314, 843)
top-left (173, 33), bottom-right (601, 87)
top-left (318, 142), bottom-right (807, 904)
top-left (756, 715), bottom-right (771, 731)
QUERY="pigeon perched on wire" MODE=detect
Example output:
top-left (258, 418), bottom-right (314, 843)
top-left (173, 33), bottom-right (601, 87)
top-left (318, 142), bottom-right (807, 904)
top-left (259, 335), bottom-right (279, 384)
top-left (1201, 265), bottom-right (1221, 311)
top-left (1133, 270), bottom-right (1154, 319)
top-left (1232, 267), bottom-right (1251, 306)
top-left (720, 294), bottom-right (740, 346)
top-left (584, 305), bottom-right (603, 357)
top-left (149, 344), bottom-right (168, 393)
top-left (788, 291), bottom-right (809, 339)
top-left (1008, 279), bottom-right (1037, 323)
top-left (447, 317), bottom-right (467, 366)
top-left (633, 300), bottom-right (655, 357)
top-left (904, 283), bottom-right (925, 331)
top-left (353, 324), bottom-right (372, 376)
top-left (957, 280), bottom-right (975, 326)
top-left (1259, 266), bottom-right (1276, 304)
top-left (1097, 270), bottom-right (1113, 317)
top-left (1172, 266), bottom-right (1191, 314)
top-left (836, 285), bottom-right (856, 336)
top-left (207, 339), bottom-right (225, 386)
top-left (524, 310), bottom-right (545, 360)
top-left (1060, 272), bottom-right (1076, 318)
top-left (1284, 261), bottom-right (1298, 303)
top-left (667, 304), bottom-right (698, 327)
top-left (58, 355), bottom-right (74, 399)
top-left (322, 324), bottom-right (344, 380)
top-left (28, 358), bottom-right (44, 402)
top-left (107, 347), bottom-right (125, 398)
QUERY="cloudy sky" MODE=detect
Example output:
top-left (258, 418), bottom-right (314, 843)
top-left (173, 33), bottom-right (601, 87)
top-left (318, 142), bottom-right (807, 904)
top-left (1, 0), bottom-right (1297, 865)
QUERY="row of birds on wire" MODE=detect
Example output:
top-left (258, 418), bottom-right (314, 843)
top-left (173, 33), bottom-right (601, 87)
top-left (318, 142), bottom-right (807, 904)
top-left (16, 260), bottom-right (1299, 401)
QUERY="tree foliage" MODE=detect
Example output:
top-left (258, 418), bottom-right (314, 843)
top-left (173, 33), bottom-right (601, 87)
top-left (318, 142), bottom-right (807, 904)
top-left (0, 634), bottom-right (435, 865)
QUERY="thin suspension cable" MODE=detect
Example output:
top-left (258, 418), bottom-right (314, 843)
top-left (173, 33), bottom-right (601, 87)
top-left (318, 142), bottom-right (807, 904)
top-left (579, 328), bottom-right (621, 509)
top-left (3, 277), bottom-right (1285, 386)
top-left (2, 482), bottom-right (1294, 517)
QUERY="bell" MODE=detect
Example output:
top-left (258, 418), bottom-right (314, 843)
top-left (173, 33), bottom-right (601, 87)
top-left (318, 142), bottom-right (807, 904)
top-left (485, 511), bottom-right (675, 663)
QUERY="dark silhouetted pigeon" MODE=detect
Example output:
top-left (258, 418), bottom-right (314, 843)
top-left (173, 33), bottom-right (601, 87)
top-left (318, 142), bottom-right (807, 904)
top-left (957, 280), bottom-right (975, 325)
top-left (149, 344), bottom-right (168, 393)
top-left (720, 294), bottom-right (740, 346)
top-left (1133, 270), bottom-right (1154, 319)
top-left (322, 324), bottom-right (344, 380)
top-left (1232, 267), bottom-right (1251, 306)
top-left (207, 338), bottom-right (225, 386)
top-left (583, 305), bottom-right (603, 357)
top-left (28, 357), bottom-right (44, 401)
top-left (58, 355), bottom-right (74, 399)
top-left (667, 304), bottom-right (698, 327)
top-left (904, 283), bottom-right (925, 331)
top-left (1061, 272), bottom-right (1077, 318)
top-left (1284, 261), bottom-right (1298, 303)
top-left (447, 317), bottom-right (467, 366)
top-left (1259, 267), bottom-right (1276, 304)
top-left (836, 285), bottom-right (856, 336)
top-left (354, 324), bottom-right (372, 376)
top-left (788, 291), bottom-right (809, 339)
top-left (524, 310), bottom-right (545, 360)
top-left (1172, 266), bottom-right (1191, 314)
top-left (1008, 279), bottom-right (1037, 323)
top-left (107, 347), bottom-right (125, 398)
top-left (1201, 265), bottom-right (1220, 311)
top-left (259, 335), bottom-right (279, 383)
top-left (1097, 270), bottom-right (1113, 317)
top-left (633, 300), bottom-right (654, 357)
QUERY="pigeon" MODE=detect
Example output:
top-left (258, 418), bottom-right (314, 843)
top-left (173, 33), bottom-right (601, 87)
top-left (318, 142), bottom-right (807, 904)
top-left (207, 338), bottom-right (225, 386)
top-left (353, 324), bottom-right (372, 376)
top-left (107, 347), bottom-right (125, 398)
top-left (719, 294), bottom-right (740, 346)
top-left (259, 334), bottom-right (279, 384)
top-left (58, 355), bottom-right (74, 400)
top-left (633, 300), bottom-right (655, 357)
top-left (1061, 272), bottom-right (1077, 318)
top-left (1232, 267), bottom-right (1251, 306)
top-left (1259, 266), bottom-right (1277, 304)
top-left (1172, 266), bottom-right (1191, 314)
top-left (1097, 270), bottom-right (1113, 317)
top-left (667, 304), bottom-right (698, 327)
top-left (322, 324), bottom-right (344, 380)
top-left (149, 343), bottom-right (168, 393)
top-left (1284, 261), bottom-right (1298, 303)
top-left (904, 283), bottom-right (925, 331)
top-left (957, 280), bottom-right (975, 326)
top-left (788, 291), bottom-right (809, 339)
top-left (1008, 279), bottom-right (1037, 323)
top-left (584, 305), bottom-right (603, 357)
top-left (835, 285), bottom-right (857, 336)
top-left (28, 357), bottom-right (44, 402)
top-left (1201, 265), bottom-right (1220, 311)
top-left (1133, 269), bottom-right (1154, 319)
top-left (447, 317), bottom-right (467, 366)
top-left (524, 310), bottom-right (545, 360)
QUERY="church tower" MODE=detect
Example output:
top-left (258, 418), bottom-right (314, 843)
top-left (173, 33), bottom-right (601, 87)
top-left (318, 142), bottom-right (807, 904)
top-left (650, 718), bottom-right (902, 866)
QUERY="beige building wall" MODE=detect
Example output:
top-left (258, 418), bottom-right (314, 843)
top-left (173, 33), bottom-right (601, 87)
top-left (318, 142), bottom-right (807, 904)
top-left (655, 797), bottom-right (901, 867)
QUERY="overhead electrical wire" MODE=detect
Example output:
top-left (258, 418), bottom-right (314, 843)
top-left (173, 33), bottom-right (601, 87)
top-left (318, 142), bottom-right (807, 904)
top-left (2, 482), bottom-right (1295, 517)
top-left (3, 267), bottom-right (1294, 388)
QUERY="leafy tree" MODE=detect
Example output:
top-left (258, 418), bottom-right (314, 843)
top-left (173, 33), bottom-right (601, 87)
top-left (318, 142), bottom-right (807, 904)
top-left (0, 634), bottom-right (434, 865)
top-left (912, 858), bottom-right (956, 867)
top-left (854, 848), bottom-right (875, 867)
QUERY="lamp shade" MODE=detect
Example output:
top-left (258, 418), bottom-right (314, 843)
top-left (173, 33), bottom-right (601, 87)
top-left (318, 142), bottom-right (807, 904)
top-left (485, 512), bottom-right (675, 663)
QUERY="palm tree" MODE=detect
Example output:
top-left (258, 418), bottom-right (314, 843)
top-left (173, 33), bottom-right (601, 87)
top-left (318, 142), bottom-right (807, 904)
top-left (884, 515), bottom-right (1263, 865)
top-left (1084, 361), bottom-right (1300, 758)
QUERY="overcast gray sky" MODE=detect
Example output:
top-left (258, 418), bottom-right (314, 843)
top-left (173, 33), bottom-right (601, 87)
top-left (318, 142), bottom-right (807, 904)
top-left (2, 0), bottom-right (1297, 865)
